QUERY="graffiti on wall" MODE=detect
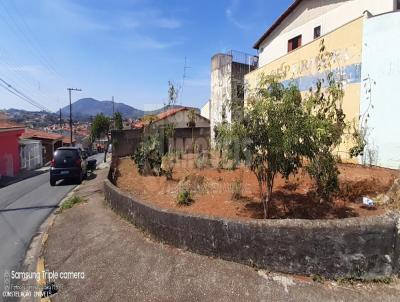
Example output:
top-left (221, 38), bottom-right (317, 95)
top-left (266, 47), bottom-right (361, 92)
top-left (281, 63), bottom-right (362, 92)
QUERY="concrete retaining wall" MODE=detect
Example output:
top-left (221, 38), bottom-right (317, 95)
top-left (104, 178), bottom-right (400, 279)
top-left (111, 129), bottom-right (143, 158)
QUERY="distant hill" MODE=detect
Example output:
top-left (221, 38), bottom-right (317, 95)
top-left (59, 98), bottom-right (198, 120)
top-left (60, 98), bottom-right (144, 119)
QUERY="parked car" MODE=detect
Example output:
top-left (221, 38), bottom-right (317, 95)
top-left (50, 147), bottom-right (88, 186)
top-left (84, 148), bottom-right (93, 156)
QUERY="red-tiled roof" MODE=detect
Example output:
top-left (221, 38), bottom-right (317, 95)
top-left (0, 121), bottom-right (24, 130)
top-left (132, 121), bottom-right (145, 129)
top-left (156, 107), bottom-right (187, 121)
top-left (22, 129), bottom-right (63, 141)
top-left (132, 107), bottom-right (188, 129)
top-left (62, 136), bottom-right (76, 144)
top-left (254, 0), bottom-right (303, 49)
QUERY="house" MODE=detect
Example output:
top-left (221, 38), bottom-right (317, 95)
top-left (133, 107), bottom-right (211, 152)
top-left (0, 118), bottom-right (25, 178)
top-left (62, 136), bottom-right (76, 147)
top-left (19, 139), bottom-right (43, 171)
top-left (21, 129), bottom-right (63, 164)
top-left (244, 0), bottom-right (400, 168)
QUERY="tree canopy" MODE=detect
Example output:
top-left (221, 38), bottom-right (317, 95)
top-left (215, 41), bottom-right (349, 218)
top-left (114, 111), bottom-right (123, 130)
top-left (91, 113), bottom-right (111, 162)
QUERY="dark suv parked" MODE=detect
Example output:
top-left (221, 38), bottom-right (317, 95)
top-left (50, 147), bottom-right (88, 186)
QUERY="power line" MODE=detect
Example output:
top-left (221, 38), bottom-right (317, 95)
top-left (0, 50), bottom-right (57, 103)
top-left (0, 82), bottom-right (46, 111)
top-left (0, 0), bottom-right (67, 84)
top-left (0, 77), bottom-right (50, 112)
top-left (0, 78), bottom-right (49, 111)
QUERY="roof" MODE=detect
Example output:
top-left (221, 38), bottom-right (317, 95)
top-left (253, 0), bottom-right (303, 49)
top-left (156, 107), bottom-right (187, 121)
top-left (62, 136), bottom-right (76, 144)
top-left (132, 107), bottom-right (188, 129)
top-left (22, 129), bottom-right (63, 141)
top-left (0, 120), bottom-right (24, 130)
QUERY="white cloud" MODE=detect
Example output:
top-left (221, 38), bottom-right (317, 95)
top-left (119, 9), bottom-right (182, 30)
top-left (41, 0), bottom-right (110, 31)
top-left (154, 17), bottom-right (181, 29)
top-left (125, 36), bottom-right (182, 50)
top-left (225, 0), bottom-right (252, 30)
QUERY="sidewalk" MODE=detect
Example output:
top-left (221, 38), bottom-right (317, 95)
top-left (42, 167), bottom-right (400, 302)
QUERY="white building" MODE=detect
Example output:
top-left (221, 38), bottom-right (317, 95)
top-left (245, 0), bottom-right (400, 168)
top-left (255, 0), bottom-right (400, 67)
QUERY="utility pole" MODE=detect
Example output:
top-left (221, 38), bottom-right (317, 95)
top-left (59, 108), bottom-right (62, 135)
top-left (112, 96), bottom-right (115, 129)
top-left (68, 88), bottom-right (82, 146)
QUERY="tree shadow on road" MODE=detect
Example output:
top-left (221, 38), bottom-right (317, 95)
top-left (0, 205), bottom-right (58, 213)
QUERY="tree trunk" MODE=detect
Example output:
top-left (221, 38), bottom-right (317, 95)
top-left (262, 194), bottom-right (268, 219)
top-left (265, 185), bottom-right (273, 219)
top-left (265, 175), bottom-right (275, 219)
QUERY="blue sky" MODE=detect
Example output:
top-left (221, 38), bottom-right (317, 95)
top-left (0, 0), bottom-right (292, 113)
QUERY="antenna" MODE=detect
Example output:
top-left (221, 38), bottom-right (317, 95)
top-left (180, 56), bottom-right (191, 105)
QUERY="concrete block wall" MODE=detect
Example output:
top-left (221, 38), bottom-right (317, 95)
top-left (104, 178), bottom-right (400, 279)
top-left (111, 129), bottom-right (143, 158)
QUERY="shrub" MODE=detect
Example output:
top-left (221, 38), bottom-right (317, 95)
top-left (133, 133), bottom-right (162, 176)
top-left (175, 149), bottom-right (183, 160)
top-left (161, 153), bottom-right (176, 180)
top-left (178, 174), bottom-right (206, 192)
top-left (176, 189), bottom-right (193, 206)
top-left (307, 152), bottom-right (339, 202)
top-left (194, 151), bottom-right (211, 170)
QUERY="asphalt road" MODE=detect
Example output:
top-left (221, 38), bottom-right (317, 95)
top-left (0, 152), bottom-right (104, 297)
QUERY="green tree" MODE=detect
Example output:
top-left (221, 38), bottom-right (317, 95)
top-left (244, 77), bottom-right (315, 218)
top-left (91, 113), bottom-right (111, 163)
top-left (167, 80), bottom-right (179, 108)
top-left (114, 111), bottom-right (123, 130)
top-left (218, 41), bottom-right (347, 218)
top-left (162, 81), bottom-right (180, 152)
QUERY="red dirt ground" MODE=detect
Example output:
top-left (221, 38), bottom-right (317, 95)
top-left (116, 155), bottom-right (399, 220)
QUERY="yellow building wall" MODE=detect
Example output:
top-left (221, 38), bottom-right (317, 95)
top-left (245, 17), bottom-right (364, 161)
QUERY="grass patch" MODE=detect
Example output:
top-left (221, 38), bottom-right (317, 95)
top-left (59, 195), bottom-right (87, 212)
top-left (176, 189), bottom-right (194, 206)
top-left (335, 276), bottom-right (394, 285)
top-left (312, 275), bottom-right (325, 283)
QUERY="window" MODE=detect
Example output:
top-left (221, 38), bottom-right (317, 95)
top-left (397, 0), bottom-right (400, 10)
top-left (288, 35), bottom-right (302, 52)
top-left (314, 26), bottom-right (321, 39)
